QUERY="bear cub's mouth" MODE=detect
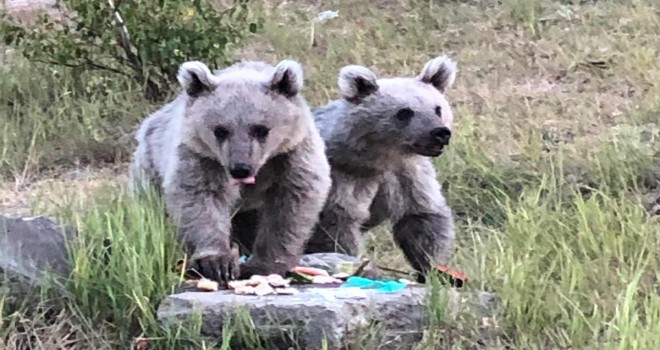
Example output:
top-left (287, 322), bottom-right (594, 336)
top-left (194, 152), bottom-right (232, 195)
top-left (410, 144), bottom-right (446, 157)
top-left (419, 148), bottom-right (444, 157)
top-left (228, 163), bottom-right (258, 186)
top-left (230, 176), bottom-right (256, 186)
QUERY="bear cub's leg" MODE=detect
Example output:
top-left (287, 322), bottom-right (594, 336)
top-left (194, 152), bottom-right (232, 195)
top-left (388, 159), bottom-right (455, 283)
top-left (238, 140), bottom-right (331, 278)
top-left (166, 153), bottom-right (241, 285)
top-left (304, 173), bottom-right (380, 257)
top-left (231, 209), bottom-right (259, 256)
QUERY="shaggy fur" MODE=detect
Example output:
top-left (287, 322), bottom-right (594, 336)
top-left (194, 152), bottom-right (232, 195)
top-left (129, 59), bottom-right (332, 284)
top-left (304, 55), bottom-right (458, 283)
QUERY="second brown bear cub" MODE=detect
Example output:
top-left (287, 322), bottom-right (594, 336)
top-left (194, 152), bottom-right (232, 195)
top-left (304, 55), bottom-right (459, 283)
top-left (130, 59), bottom-right (332, 284)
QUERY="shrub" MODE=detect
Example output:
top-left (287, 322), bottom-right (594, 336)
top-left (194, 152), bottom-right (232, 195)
top-left (0, 0), bottom-right (263, 101)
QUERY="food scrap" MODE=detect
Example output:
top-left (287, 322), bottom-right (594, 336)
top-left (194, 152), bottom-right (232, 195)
top-left (312, 275), bottom-right (343, 284)
top-left (254, 282), bottom-right (276, 296)
top-left (215, 269), bottom-right (344, 295)
top-left (288, 271), bottom-right (315, 284)
top-left (226, 274), bottom-right (294, 296)
top-left (287, 267), bottom-right (344, 285)
top-left (436, 265), bottom-right (467, 288)
top-left (196, 278), bottom-right (219, 291)
top-left (267, 274), bottom-right (290, 287)
top-left (291, 266), bottom-right (330, 276)
top-left (233, 285), bottom-right (256, 295)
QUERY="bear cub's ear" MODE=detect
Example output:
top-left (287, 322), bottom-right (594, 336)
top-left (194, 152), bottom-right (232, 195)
top-left (270, 59), bottom-right (304, 98)
top-left (338, 65), bottom-right (379, 102)
top-left (177, 61), bottom-right (218, 98)
top-left (418, 55), bottom-right (458, 93)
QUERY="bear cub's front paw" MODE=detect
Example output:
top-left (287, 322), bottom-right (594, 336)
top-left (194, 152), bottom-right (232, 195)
top-left (189, 252), bottom-right (240, 286)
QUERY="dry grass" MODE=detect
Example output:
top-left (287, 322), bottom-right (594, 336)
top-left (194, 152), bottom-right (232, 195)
top-left (2, 0), bottom-right (660, 348)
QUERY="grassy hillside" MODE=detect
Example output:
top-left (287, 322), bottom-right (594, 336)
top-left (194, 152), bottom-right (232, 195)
top-left (2, 0), bottom-right (660, 348)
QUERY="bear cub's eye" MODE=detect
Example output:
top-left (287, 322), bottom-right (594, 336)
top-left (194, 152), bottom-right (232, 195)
top-left (251, 124), bottom-right (270, 141)
top-left (214, 126), bottom-right (230, 142)
top-left (395, 108), bottom-right (415, 122)
top-left (435, 106), bottom-right (442, 117)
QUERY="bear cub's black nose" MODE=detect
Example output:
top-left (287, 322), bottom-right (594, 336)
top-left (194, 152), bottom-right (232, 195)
top-left (430, 127), bottom-right (452, 146)
top-left (229, 163), bottom-right (253, 179)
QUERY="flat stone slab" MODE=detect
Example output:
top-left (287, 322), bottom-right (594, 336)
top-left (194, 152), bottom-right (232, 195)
top-left (157, 284), bottom-right (497, 350)
top-left (0, 214), bottom-right (77, 294)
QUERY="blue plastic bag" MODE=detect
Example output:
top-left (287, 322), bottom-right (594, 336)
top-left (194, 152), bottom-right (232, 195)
top-left (340, 276), bottom-right (407, 293)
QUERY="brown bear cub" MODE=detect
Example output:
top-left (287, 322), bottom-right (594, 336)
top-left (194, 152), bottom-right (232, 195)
top-left (305, 55), bottom-right (458, 283)
top-left (129, 59), bottom-right (332, 285)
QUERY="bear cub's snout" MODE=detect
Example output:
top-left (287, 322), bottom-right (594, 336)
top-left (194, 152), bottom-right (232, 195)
top-left (430, 126), bottom-right (451, 147)
top-left (229, 163), bottom-right (254, 179)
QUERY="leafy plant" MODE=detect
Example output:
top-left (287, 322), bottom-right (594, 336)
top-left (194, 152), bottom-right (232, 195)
top-left (0, 0), bottom-right (263, 101)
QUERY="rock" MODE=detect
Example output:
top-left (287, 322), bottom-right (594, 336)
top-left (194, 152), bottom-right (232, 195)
top-left (642, 188), bottom-right (660, 216)
top-left (299, 252), bottom-right (361, 269)
top-left (0, 214), bottom-right (77, 294)
top-left (157, 284), bottom-right (497, 350)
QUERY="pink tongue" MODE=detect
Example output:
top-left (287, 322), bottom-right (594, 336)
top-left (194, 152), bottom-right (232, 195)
top-left (231, 176), bottom-right (256, 186)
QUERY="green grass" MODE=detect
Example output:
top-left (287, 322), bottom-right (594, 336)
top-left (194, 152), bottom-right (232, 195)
top-left (2, 0), bottom-right (660, 348)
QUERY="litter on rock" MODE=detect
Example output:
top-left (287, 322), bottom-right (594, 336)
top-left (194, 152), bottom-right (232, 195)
top-left (254, 283), bottom-right (276, 296)
top-left (224, 273), bottom-right (294, 296)
top-left (267, 274), bottom-right (290, 287)
top-left (274, 287), bottom-right (299, 295)
top-left (181, 255), bottom-right (428, 296)
top-left (436, 265), bottom-right (468, 288)
top-left (291, 266), bottom-right (330, 276)
top-left (196, 278), bottom-right (219, 291)
top-left (340, 276), bottom-right (408, 293)
top-left (234, 285), bottom-right (257, 295)
top-left (311, 275), bottom-right (343, 284)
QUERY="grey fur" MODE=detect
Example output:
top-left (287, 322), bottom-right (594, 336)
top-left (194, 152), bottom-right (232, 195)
top-left (305, 55), bottom-right (458, 282)
top-left (129, 59), bottom-right (332, 283)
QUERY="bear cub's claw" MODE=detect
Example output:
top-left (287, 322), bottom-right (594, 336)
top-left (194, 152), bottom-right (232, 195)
top-left (189, 253), bottom-right (241, 287)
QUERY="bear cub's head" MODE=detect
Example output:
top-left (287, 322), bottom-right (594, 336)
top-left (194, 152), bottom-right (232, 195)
top-left (339, 55), bottom-right (457, 158)
top-left (177, 59), bottom-right (309, 185)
